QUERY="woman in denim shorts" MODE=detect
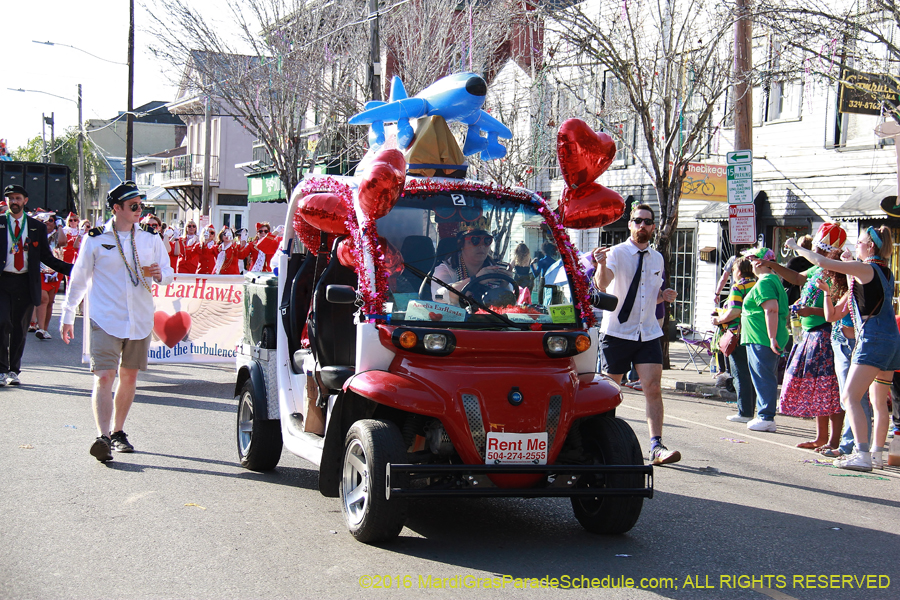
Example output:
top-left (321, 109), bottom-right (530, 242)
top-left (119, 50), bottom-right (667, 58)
top-left (785, 225), bottom-right (900, 471)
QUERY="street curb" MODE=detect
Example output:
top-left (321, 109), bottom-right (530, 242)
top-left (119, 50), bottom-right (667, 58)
top-left (661, 376), bottom-right (736, 401)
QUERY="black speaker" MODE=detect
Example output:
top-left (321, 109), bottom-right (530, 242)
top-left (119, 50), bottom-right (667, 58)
top-left (1, 163), bottom-right (25, 191)
top-left (25, 165), bottom-right (47, 208)
top-left (46, 166), bottom-right (69, 214)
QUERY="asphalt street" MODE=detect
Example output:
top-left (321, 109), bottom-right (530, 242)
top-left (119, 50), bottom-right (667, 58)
top-left (1, 308), bottom-right (898, 600)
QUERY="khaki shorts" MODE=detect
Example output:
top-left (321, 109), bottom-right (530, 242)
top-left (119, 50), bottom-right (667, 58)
top-left (89, 320), bottom-right (151, 372)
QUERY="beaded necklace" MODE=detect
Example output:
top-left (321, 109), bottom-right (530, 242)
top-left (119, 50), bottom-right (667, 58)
top-left (848, 256), bottom-right (888, 332)
top-left (113, 219), bottom-right (152, 294)
top-left (456, 255), bottom-right (469, 281)
top-left (6, 212), bottom-right (24, 253)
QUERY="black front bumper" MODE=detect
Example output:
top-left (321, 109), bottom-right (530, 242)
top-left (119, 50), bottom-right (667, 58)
top-left (386, 463), bottom-right (653, 499)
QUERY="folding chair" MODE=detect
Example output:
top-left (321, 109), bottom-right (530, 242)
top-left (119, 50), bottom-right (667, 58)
top-left (676, 324), bottom-right (714, 374)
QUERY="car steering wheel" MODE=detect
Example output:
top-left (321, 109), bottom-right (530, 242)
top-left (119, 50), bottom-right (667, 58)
top-left (460, 272), bottom-right (520, 308)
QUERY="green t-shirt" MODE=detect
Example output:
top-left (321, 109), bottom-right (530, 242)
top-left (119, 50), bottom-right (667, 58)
top-left (740, 272), bottom-right (790, 347)
top-left (799, 266), bottom-right (827, 330)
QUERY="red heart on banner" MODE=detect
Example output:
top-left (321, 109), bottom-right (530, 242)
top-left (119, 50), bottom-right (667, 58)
top-left (560, 182), bottom-right (625, 230)
top-left (299, 193), bottom-right (352, 234)
top-left (153, 311), bottom-right (192, 348)
top-left (428, 312), bottom-right (443, 321)
top-left (358, 149), bottom-right (406, 220)
top-left (557, 119), bottom-right (617, 188)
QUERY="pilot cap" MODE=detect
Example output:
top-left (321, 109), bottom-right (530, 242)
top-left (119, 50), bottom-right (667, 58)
top-left (107, 181), bottom-right (144, 208)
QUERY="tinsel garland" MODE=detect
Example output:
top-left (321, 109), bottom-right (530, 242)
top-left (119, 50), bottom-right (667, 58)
top-left (530, 195), bottom-right (596, 328)
top-left (299, 177), bottom-right (595, 326)
top-left (297, 177), bottom-right (390, 319)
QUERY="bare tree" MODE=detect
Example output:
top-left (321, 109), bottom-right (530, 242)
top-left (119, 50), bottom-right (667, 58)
top-left (538, 0), bottom-right (741, 266)
top-left (381, 0), bottom-right (518, 93)
top-left (755, 0), bottom-right (900, 122)
top-left (147, 0), bottom-right (371, 194)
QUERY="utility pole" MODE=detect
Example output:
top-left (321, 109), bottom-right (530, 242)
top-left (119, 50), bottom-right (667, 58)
top-left (42, 114), bottom-right (48, 163)
top-left (46, 113), bottom-right (55, 163)
top-left (201, 96), bottom-right (212, 220)
top-left (126, 0), bottom-right (135, 180)
top-left (368, 0), bottom-right (382, 101)
top-left (77, 84), bottom-right (85, 220)
top-left (733, 0), bottom-right (752, 152)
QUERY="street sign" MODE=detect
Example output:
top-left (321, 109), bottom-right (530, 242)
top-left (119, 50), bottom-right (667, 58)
top-left (729, 203), bottom-right (756, 244)
top-left (726, 150), bottom-right (753, 205)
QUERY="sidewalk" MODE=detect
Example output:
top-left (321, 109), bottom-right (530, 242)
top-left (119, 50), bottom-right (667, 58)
top-left (661, 343), bottom-right (736, 401)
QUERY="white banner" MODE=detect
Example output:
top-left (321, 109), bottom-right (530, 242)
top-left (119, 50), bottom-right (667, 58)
top-left (82, 274), bottom-right (245, 364)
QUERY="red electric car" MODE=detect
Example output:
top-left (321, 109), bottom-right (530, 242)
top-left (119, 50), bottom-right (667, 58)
top-left (234, 172), bottom-right (652, 543)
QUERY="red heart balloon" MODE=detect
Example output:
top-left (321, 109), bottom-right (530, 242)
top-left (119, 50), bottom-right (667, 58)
top-left (358, 149), bottom-right (406, 220)
top-left (560, 183), bottom-right (625, 230)
top-left (337, 237), bottom-right (356, 268)
top-left (292, 208), bottom-right (333, 252)
top-left (153, 310), bottom-right (192, 348)
top-left (299, 193), bottom-right (351, 234)
top-left (557, 119), bottom-right (617, 188)
top-left (337, 235), bottom-right (403, 275)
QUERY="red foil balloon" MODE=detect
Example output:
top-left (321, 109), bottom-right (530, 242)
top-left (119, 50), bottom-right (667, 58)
top-left (337, 237), bottom-right (356, 268)
top-left (560, 182), bottom-right (625, 230)
top-left (557, 119), bottom-right (617, 188)
top-left (299, 193), bottom-right (351, 234)
top-left (358, 149), bottom-right (406, 220)
top-left (337, 235), bottom-right (403, 276)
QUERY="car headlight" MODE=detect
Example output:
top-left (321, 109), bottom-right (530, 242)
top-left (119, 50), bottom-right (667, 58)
top-left (423, 333), bottom-right (447, 351)
top-left (546, 335), bottom-right (568, 354)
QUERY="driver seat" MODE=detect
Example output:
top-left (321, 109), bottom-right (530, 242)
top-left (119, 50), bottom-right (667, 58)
top-left (418, 237), bottom-right (459, 300)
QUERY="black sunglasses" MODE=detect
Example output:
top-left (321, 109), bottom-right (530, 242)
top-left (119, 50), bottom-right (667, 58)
top-left (118, 201), bottom-right (143, 212)
top-left (631, 218), bottom-right (654, 226)
top-left (186, 224), bottom-right (197, 228)
top-left (258, 229), bottom-right (270, 234)
top-left (465, 235), bottom-right (493, 246)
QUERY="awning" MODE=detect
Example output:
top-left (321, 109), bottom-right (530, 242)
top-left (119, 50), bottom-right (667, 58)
top-left (831, 186), bottom-right (895, 220)
top-left (247, 167), bottom-right (327, 202)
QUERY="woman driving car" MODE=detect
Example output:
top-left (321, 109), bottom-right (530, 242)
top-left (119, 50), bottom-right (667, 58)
top-left (431, 228), bottom-right (513, 306)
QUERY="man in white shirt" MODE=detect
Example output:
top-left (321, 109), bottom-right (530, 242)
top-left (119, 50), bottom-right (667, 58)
top-left (60, 182), bottom-right (175, 462)
top-left (593, 204), bottom-right (680, 465)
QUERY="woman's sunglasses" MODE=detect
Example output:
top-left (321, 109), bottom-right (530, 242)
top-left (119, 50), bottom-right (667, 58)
top-left (465, 235), bottom-right (493, 246)
top-left (631, 218), bottom-right (654, 226)
top-left (258, 229), bottom-right (270, 235)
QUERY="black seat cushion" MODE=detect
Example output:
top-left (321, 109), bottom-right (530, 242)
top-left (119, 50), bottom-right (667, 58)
top-left (308, 238), bottom-right (359, 370)
top-left (320, 366), bottom-right (356, 391)
top-left (395, 235), bottom-right (435, 293)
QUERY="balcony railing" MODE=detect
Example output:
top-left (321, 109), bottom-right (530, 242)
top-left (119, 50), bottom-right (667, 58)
top-left (159, 154), bottom-right (219, 184)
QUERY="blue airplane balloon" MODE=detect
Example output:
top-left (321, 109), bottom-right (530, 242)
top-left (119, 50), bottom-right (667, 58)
top-left (349, 72), bottom-right (513, 161)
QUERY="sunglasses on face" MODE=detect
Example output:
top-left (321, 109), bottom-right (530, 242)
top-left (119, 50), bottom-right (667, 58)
top-left (119, 201), bottom-right (143, 212)
top-left (186, 225), bottom-right (197, 229)
top-left (258, 229), bottom-right (269, 235)
top-left (68, 219), bottom-right (78, 223)
top-left (465, 235), bottom-right (493, 246)
top-left (631, 218), bottom-right (654, 226)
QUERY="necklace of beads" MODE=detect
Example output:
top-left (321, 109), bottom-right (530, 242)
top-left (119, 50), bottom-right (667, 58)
top-left (113, 219), bottom-right (152, 294)
top-left (456, 257), bottom-right (469, 281)
top-left (6, 212), bottom-right (24, 253)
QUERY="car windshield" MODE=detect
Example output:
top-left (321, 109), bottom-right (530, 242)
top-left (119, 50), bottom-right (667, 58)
top-left (375, 186), bottom-right (580, 330)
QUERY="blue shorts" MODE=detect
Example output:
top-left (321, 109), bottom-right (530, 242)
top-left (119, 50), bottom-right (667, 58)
top-left (600, 334), bottom-right (663, 375)
top-left (854, 328), bottom-right (900, 372)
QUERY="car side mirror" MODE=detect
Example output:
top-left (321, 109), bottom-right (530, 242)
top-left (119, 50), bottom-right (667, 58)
top-left (591, 291), bottom-right (618, 312)
top-left (326, 284), bottom-right (358, 304)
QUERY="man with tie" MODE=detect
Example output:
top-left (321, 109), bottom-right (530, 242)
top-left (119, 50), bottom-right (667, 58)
top-left (593, 204), bottom-right (680, 465)
top-left (0, 184), bottom-right (73, 386)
